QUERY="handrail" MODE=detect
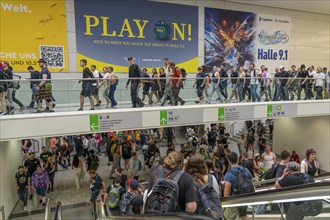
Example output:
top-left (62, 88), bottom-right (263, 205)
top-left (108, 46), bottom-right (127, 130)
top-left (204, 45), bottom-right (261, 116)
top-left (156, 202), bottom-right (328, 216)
top-left (54, 202), bottom-right (62, 220)
top-left (254, 172), bottom-right (330, 188)
top-left (222, 181), bottom-right (330, 208)
top-left (0, 205), bottom-right (5, 220)
top-left (45, 198), bottom-right (51, 220)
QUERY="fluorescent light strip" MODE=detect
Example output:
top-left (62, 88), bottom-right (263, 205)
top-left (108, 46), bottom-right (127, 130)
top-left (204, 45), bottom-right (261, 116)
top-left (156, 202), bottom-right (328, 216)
top-left (223, 196), bottom-right (330, 208)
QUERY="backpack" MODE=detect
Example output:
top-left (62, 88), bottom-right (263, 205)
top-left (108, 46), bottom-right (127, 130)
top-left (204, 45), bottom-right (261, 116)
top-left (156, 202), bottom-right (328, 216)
top-left (108, 185), bottom-right (122, 208)
top-left (298, 174), bottom-right (323, 216)
top-left (192, 137), bottom-right (198, 147)
top-left (180, 68), bottom-right (187, 81)
top-left (135, 159), bottom-right (142, 172)
top-left (194, 174), bottom-right (222, 219)
top-left (90, 156), bottom-right (99, 171)
top-left (209, 131), bottom-right (217, 142)
top-left (115, 76), bottom-right (119, 85)
top-left (264, 164), bottom-right (278, 180)
top-left (144, 166), bottom-right (184, 214)
top-left (229, 167), bottom-right (255, 195)
top-left (121, 192), bottom-right (140, 215)
top-left (122, 146), bottom-right (130, 156)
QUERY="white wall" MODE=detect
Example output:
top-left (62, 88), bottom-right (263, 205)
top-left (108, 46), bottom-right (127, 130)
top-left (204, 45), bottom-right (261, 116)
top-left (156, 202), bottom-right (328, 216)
top-left (0, 140), bottom-right (22, 220)
top-left (273, 116), bottom-right (330, 172)
top-left (64, 0), bottom-right (329, 74)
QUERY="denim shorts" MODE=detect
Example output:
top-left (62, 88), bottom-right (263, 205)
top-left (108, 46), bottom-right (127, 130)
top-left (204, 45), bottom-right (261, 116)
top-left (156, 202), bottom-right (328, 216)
top-left (36, 187), bottom-right (47, 197)
top-left (232, 84), bottom-right (237, 90)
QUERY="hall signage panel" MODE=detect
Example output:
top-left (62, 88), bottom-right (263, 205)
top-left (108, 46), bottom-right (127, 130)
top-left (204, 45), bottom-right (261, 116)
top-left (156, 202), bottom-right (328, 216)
top-left (89, 112), bottom-right (142, 131)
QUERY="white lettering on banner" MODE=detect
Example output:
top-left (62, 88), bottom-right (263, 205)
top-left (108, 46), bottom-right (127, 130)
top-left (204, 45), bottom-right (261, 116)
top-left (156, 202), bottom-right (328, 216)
top-left (0, 52), bottom-right (17, 58)
top-left (0, 3), bottom-right (31, 13)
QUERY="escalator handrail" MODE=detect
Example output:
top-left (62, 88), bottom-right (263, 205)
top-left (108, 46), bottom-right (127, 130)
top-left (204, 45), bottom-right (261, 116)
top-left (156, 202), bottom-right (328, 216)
top-left (54, 202), bottom-right (62, 220)
top-left (222, 181), bottom-right (330, 207)
top-left (254, 172), bottom-right (330, 187)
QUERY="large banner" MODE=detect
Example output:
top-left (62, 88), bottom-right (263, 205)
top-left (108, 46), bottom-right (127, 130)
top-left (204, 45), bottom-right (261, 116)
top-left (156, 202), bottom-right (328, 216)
top-left (74, 0), bottom-right (198, 72)
top-left (0, 0), bottom-right (68, 72)
top-left (205, 8), bottom-right (290, 72)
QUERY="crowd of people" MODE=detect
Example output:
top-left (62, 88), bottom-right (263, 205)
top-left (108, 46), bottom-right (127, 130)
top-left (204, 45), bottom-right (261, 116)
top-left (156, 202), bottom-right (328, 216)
top-left (0, 58), bottom-right (329, 115)
top-left (15, 122), bottom-right (322, 219)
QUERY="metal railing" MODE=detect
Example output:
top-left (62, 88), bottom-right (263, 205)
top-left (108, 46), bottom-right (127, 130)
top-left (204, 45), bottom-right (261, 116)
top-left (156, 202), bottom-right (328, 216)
top-left (44, 198), bottom-right (51, 220)
top-left (0, 206), bottom-right (5, 220)
top-left (54, 202), bottom-right (62, 220)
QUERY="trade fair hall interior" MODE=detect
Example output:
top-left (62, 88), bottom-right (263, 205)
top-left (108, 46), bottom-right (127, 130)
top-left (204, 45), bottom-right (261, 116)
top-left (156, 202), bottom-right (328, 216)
top-left (0, 0), bottom-right (329, 220)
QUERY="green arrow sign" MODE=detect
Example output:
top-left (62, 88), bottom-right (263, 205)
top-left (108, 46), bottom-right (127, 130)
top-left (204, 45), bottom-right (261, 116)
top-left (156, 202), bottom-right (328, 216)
top-left (218, 107), bottom-right (224, 121)
top-left (160, 110), bottom-right (168, 125)
top-left (267, 105), bottom-right (273, 117)
top-left (89, 115), bottom-right (100, 131)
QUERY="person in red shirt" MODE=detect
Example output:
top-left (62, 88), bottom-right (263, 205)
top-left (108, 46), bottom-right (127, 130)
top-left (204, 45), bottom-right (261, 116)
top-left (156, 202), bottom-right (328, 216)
top-left (290, 150), bottom-right (300, 163)
top-left (169, 62), bottom-right (182, 106)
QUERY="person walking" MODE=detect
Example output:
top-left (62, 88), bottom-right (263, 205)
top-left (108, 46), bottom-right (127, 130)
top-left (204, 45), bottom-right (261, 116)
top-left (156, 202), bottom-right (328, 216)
top-left (31, 166), bottom-right (50, 207)
top-left (125, 57), bottom-right (144, 108)
top-left (78, 59), bottom-right (95, 111)
top-left (15, 165), bottom-right (30, 212)
top-left (72, 155), bottom-right (84, 190)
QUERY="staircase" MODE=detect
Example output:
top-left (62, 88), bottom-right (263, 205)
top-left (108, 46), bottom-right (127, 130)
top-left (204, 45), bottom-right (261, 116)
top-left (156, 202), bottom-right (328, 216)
top-left (229, 124), bottom-right (273, 150)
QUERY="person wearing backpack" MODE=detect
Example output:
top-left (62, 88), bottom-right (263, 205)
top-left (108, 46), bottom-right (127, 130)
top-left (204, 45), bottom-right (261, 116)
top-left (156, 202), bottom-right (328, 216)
top-left (89, 170), bottom-right (106, 205)
top-left (224, 152), bottom-right (254, 220)
top-left (131, 152), bottom-right (142, 180)
top-left (104, 176), bottom-right (126, 216)
top-left (185, 156), bottom-right (222, 219)
top-left (189, 133), bottom-right (199, 154)
top-left (169, 62), bottom-right (184, 106)
top-left (109, 145), bottom-right (120, 179)
top-left (275, 161), bottom-right (321, 220)
top-left (122, 140), bottom-right (132, 171)
top-left (145, 151), bottom-right (197, 214)
top-left (86, 150), bottom-right (99, 172)
top-left (121, 178), bottom-right (143, 215)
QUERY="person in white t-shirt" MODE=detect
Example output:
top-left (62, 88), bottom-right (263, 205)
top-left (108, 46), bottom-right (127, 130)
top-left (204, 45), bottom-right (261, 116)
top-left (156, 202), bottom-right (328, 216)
top-left (261, 147), bottom-right (276, 170)
top-left (90, 65), bottom-right (101, 106)
top-left (101, 67), bottom-right (111, 107)
top-left (249, 63), bottom-right (261, 102)
top-left (313, 67), bottom-right (325, 99)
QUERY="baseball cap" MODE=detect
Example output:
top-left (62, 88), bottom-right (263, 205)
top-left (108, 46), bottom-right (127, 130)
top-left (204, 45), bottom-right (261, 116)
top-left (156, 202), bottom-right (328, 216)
top-left (279, 66), bottom-right (284, 69)
top-left (37, 58), bottom-right (47, 63)
top-left (127, 178), bottom-right (139, 190)
top-left (127, 56), bottom-right (134, 61)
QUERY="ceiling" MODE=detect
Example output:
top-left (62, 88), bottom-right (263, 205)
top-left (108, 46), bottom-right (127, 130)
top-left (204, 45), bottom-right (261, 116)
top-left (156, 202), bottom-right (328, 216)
top-left (226, 0), bottom-right (330, 15)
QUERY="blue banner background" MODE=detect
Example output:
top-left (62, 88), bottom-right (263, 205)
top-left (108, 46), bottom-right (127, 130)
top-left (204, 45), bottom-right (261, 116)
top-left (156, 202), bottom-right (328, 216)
top-left (75, 0), bottom-right (198, 70)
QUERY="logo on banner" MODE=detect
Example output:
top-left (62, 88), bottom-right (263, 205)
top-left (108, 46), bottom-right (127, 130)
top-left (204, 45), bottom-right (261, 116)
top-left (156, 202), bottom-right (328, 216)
top-left (258, 30), bottom-right (289, 45)
top-left (154, 20), bottom-right (171, 40)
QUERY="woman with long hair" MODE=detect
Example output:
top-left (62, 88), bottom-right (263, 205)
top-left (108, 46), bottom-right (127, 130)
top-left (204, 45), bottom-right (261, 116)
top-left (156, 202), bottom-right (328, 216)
top-left (158, 67), bottom-right (166, 100)
top-left (150, 68), bottom-right (161, 104)
top-left (185, 155), bottom-right (220, 195)
top-left (72, 155), bottom-right (83, 189)
top-left (44, 156), bottom-right (56, 193)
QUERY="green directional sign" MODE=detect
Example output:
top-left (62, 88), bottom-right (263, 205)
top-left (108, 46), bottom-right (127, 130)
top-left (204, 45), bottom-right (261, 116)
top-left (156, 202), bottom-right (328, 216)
top-left (218, 107), bottom-right (224, 121)
top-left (160, 110), bottom-right (168, 125)
top-left (89, 115), bottom-right (100, 131)
top-left (267, 105), bottom-right (273, 117)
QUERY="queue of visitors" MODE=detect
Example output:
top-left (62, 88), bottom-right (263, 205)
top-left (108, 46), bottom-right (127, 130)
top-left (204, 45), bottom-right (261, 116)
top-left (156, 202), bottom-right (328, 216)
top-left (15, 122), bottom-right (323, 219)
top-left (1, 58), bottom-right (329, 115)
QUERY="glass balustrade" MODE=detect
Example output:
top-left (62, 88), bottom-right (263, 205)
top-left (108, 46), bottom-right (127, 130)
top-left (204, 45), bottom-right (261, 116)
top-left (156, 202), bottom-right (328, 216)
top-left (0, 76), bottom-right (329, 115)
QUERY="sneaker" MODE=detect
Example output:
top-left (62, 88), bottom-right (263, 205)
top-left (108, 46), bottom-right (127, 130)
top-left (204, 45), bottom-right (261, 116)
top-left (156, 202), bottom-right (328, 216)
top-left (95, 103), bottom-right (101, 107)
top-left (19, 106), bottom-right (26, 111)
top-left (42, 108), bottom-right (51, 112)
top-left (39, 199), bottom-right (42, 204)
top-left (9, 107), bottom-right (16, 114)
top-left (139, 103), bottom-right (145, 108)
top-left (78, 108), bottom-right (83, 111)
top-left (24, 206), bottom-right (28, 212)
top-left (1, 112), bottom-right (9, 115)
top-left (181, 100), bottom-right (185, 105)
top-left (90, 108), bottom-right (95, 110)
top-left (29, 194), bottom-right (33, 200)
top-left (43, 203), bottom-right (46, 207)
top-left (194, 100), bottom-right (199, 104)
top-left (52, 103), bottom-right (56, 109)
top-left (34, 110), bottom-right (42, 113)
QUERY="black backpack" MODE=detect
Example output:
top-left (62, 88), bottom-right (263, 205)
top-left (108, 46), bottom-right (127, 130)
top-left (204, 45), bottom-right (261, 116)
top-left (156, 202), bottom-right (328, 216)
top-left (121, 192), bottom-right (140, 216)
top-left (229, 167), bottom-right (255, 195)
top-left (194, 174), bottom-right (222, 219)
top-left (180, 68), bottom-right (187, 81)
top-left (192, 137), bottom-right (198, 147)
top-left (264, 164), bottom-right (278, 180)
top-left (298, 174), bottom-right (323, 216)
top-left (144, 166), bottom-right (184, 214)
